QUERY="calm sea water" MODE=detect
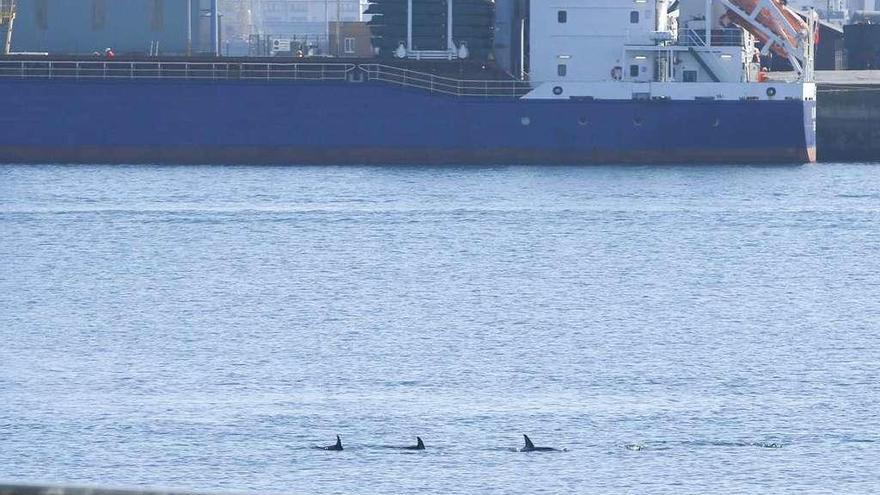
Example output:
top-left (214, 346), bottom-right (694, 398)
top-left (1, 164), bottom-right (878, 494)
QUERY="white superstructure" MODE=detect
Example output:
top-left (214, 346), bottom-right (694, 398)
top-left (525, 0), bottom-right (817, 101)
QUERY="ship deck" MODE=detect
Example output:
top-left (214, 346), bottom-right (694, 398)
top-left (0, 54), bottom-right (519, 82)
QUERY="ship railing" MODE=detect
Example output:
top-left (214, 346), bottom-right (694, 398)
top-left (0, 60), bottom-right (356, 81)
top-left (359, 64), bottom-right (531, 98)
top-left (679, 28), bottom-right (744, 47)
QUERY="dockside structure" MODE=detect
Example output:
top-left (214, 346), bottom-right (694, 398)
top-left (10, 0), bottom-right (219, 56)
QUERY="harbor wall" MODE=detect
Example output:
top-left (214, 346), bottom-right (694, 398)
top-left (1, 484), bottom-right (186, 495)
top-left (818, 85), bottom-right (880, 162)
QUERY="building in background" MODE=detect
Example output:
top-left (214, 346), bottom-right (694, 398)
top-left (228, 0), bottom-right (365, 36)
top-left (219, 0), bottom-right (253, 41)
top-left (218, 0), bottom-right (260, 55)
top-left (257, 0), bottom-right (364, 35)
top-left (786, 0), bottom-right (879, 25)
top-left (1, 0), bottom-right (14, 54)
top-left (848, 0), bottom-right (878, 11)
top-left (846, 11), bottom-right (880, 69)
top-left (227, 0), bottom-right (365, 55)
top-left (328, 20), bottom-right (371, 57)
top-left (10, 0), bottom-right (219, 56)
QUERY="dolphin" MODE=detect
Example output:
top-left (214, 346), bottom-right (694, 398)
top-left (521, 434), bottom-right (559, 452)
top-left (318, 435), bottom-right (343, 451)
top-left (403, 437), bottom-right (425, 450)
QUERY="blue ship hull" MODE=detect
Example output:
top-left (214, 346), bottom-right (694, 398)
top-left (0, 78), bottom-right (816, 164)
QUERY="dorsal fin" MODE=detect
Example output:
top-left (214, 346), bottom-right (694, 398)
top-left (416, 437), bottom-right (424, 449)
top-left (523, 434), bottom-right (535, 450)
top-left (335, 435), bottom-right (342, 449)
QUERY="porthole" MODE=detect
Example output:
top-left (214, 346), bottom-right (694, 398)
top-left (712, 118), bottom-right (721, 128)
top-left (578, 116), bottom-right (588, 126)
top-left (521, 116), bottom-right (531, 126)
top-left (553, 86), bottom-right (564, 95)
top-left (634, 117), bottom-right (644, 126)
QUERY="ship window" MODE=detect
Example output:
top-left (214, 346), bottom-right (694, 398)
top-left (683, 70), bottom-right (698, 82)
top-left (630, 65), bottom-right (639, 78)
top-left (92, 0), bottom-right (106, 31)
top-left (558, 10), bottom-right (567, 23)
top-left (344, 37), bottom-right (356, 54)
top-left (630, 11), bottom-right (639, 24)
top-left (557, 64), bottom-right (567, 77)
top-left (36, 0), bottom-right (48, 30)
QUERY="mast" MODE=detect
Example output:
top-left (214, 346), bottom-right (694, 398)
top-left (187, 0), bottom-right (193, 55)
top-left (705, 0), bottom-right (713, 46)
top-left (447, 0), bottom-right (454, 53)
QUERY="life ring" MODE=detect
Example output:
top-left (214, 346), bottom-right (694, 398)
top-left (611, 66), bottom-right (623, 81)
top-left (766, 87), bottom-right (777, 97)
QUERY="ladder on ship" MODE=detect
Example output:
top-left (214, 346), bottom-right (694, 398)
top-left (687, 47), bottom-right (721, 82)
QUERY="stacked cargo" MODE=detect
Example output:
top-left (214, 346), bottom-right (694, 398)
top-left (365, 0), bottom-right (494, 59)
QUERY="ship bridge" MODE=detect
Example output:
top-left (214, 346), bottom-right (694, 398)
top-left (522, 0), bottom-right (816, 101)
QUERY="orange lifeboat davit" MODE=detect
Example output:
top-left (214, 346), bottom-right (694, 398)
top-left (723, 0), bottom-right (808, 59)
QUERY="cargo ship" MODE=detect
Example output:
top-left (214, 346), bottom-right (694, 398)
top-left (0, 0), bottom-right (817, 165)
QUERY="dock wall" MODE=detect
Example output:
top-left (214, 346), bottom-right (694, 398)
top-left (818, 85), bottom-right (880, 162)
top-left (0, 484), bottom-right (190, 495)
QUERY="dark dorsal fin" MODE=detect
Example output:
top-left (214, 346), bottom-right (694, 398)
top-left (416, 437), bottom-right (425, 449)
top-left (335, 435), bottom-right (342, 449)
top-left (523, 434), bottom-right (535, 450)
